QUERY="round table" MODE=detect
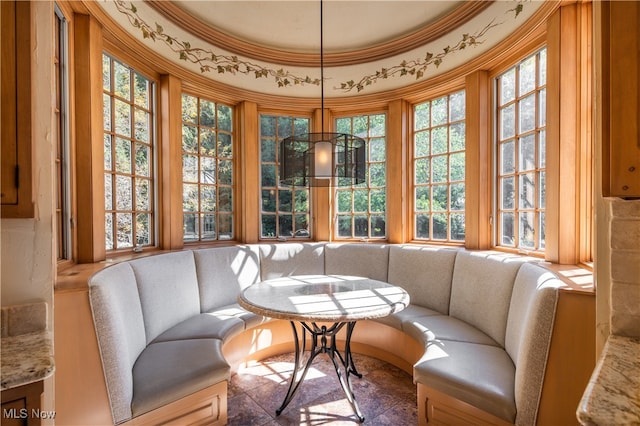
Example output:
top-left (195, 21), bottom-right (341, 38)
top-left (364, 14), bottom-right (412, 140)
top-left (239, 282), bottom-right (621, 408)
top-left (238, 274), bottom-right (409, 422)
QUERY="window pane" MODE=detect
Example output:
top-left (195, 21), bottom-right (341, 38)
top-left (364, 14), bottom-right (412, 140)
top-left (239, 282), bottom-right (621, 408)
top-left (500, 68), bottom-right (516, 105)
top-left (415, 158), bottom-right (430, 185)
top-left (501, 177), bottom-right (515, 210)
top-left (200, 99), bottom-right (215, 127)
top-left (432, 213), bottom-right (447, 240)
top-left (416, 214), bottom-right (430, 238)
top-left (519, 134), bottom-right (536, 171)
top-left (501, 212), bottom-right (515, 246)
top-left (501, 141), bottom-right (515, 174)
top-left (519, 94), bottom-right (536, 133)
top-left (519, 211), bottom-right (535, 248)
top-left (500, 104), bottom-right (515, 140)
top-left (415, 131), bottom-right (430, 157)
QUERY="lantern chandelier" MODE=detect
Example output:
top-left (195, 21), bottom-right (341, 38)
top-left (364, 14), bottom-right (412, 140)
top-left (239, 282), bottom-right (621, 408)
top-left (279, 0), bottom-right (366, 187)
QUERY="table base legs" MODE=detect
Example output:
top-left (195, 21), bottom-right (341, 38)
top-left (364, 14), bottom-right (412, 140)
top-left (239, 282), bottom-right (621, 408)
top-left (275, 320), bottom-right (365, 423)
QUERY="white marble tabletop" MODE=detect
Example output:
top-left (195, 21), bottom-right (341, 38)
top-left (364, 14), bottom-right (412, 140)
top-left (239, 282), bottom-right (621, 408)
top-left (239, 275), bottom-right (409, 322)
top-left (577, 335), bottom-right (640, 425)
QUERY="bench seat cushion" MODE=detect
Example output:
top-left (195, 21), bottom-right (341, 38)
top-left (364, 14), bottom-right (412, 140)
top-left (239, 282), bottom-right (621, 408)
top-left (373, 305), bottom-right (440, 330)
top-left (131, 339), bottom-right (230, 417)
top-left (403, 314), bottom-right (500, 347)
top-left (414, 340), bottom-right (516, 423)
top-left (152, 312), bottom-right (245, 343)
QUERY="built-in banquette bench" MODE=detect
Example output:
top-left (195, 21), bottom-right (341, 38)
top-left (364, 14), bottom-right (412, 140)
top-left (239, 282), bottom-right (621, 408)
top-left (88, 243), bottom-right (563, 426)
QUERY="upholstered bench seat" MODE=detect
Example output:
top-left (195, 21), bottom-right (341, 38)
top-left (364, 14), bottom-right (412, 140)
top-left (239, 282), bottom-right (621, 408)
top-left (414, 340), bottom-right (517, 422)
top-left (131, 339), bottom-right (229, 417)
top-left (89, 242), bottom-right (562, 426)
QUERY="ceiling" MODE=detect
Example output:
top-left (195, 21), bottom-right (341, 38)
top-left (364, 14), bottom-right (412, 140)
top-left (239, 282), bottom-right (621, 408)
top-left (97, 0), bottom-right (546, 97)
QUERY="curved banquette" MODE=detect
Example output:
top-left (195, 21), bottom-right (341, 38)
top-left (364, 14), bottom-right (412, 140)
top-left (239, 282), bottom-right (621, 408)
top-left (88, 242), bottom-right (563, 425)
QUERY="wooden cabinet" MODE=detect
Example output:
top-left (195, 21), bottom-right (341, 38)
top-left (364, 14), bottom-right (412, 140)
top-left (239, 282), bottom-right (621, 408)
top-left (601, 1), bottom-right (640, 198)
top-left (1, 0), bottom-right (33, 217)
top-left (1, 381), bottom-right (44, 426)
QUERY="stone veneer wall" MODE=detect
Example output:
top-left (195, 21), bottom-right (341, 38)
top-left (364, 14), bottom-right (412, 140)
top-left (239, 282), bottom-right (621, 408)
top-left (608, 198), bottom-right (640, 337)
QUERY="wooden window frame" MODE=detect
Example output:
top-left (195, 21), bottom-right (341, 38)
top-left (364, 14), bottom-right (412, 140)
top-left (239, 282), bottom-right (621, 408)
top-left (411, 90), bottom-right (466, 243)
top-left (333, 112), bottom-right (387, 241)
top-left (494, 48), bottom-right (547, 253)
top-left (258, 113), bottom-right (312, 241)
top-left (181, 93), bottom-right (235, 243)
top-left (102, 54), bottom-right (157, 252)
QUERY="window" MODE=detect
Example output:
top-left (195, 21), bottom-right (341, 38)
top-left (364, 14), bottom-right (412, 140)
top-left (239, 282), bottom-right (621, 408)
top-left (334, 114), bottom-right (386, 239)
top-left (413, 91), bottom-right (466, 242)
top-left (260, 115), bottom-right (311, 239)
top-left (103, 54), bottom-right (155, 251)
top-left (181, 94), bottom-right (234, 242)
top-left (54, 6), bottom-right (70, 261)
top-left (496, 48), bottom-right (546, 251)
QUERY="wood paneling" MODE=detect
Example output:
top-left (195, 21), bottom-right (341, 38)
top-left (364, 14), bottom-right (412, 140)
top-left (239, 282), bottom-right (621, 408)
top-left (604, 1), bottom-right (640, 197)
top-left (73, 13), bottom-right (105, 262)
top-left (387, 99), bottom-right (409, 243)
top-left (238, 101), bottom-right (260, 243)
top-left (465, 71), bottom-right (492, 250)
top-left (537, 290), bottom-right (596, 425)
top-left (159, 75), bottom-right (184, 250)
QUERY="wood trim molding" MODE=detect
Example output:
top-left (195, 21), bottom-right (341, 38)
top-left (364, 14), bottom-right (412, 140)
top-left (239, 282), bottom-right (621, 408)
top-left (73, 12), bottom-right (106, 262)
top-left (465, 70), bottom-right (492, 250)
top-left (159, 75), bottom-right (184, 250)
top-left (387, 99), bottom-right (409, 243)
top-left (238, 101), bottom-right (260, 243)
top-left (146, 1), bottom-right (493, 68)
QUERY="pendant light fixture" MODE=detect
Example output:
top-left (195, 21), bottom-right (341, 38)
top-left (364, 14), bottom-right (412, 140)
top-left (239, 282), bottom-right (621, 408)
top-left (279, 0), bottom-right (366, 187)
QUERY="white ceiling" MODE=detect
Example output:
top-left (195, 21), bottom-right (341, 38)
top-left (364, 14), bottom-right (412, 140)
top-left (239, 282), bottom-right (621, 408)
top-left (171, 1), bottom-right (463, 53)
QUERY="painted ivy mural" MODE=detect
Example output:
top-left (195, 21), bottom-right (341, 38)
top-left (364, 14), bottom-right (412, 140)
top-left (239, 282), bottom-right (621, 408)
top-left (337, 2), bottom-right (527, 92)
top-left (112, 0), bottom-right (527, 93)
top-left (113, 0), bottom-right (320, 88)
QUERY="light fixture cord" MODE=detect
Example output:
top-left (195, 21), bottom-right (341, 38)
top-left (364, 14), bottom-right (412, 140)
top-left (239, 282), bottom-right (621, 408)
top-left (320, 0), bottom-right (324, 134)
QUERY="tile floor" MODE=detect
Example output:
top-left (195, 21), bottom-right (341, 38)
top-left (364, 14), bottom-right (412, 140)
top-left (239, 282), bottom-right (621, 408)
top-left (228, 352), bottom-right (417, 425)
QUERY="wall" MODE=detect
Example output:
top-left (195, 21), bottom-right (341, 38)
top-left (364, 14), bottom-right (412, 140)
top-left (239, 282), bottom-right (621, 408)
top-left (0, 1), bottom-right (55, 418)
top-left (607, 199), bottom-right (640, 337)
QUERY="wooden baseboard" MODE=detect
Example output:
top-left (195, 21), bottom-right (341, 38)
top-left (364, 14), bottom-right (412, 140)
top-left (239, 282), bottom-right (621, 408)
top-left (120, 382), bottom-right (227, 426)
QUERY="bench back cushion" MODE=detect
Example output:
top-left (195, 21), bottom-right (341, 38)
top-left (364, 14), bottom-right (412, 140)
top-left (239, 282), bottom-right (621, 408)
top-left (387, 245), bottom-right (458, 314)
top-left (325, 243), bottom-right (390, 282)
top-left (505, 262), bottom-right (561, 426)
top-left (129, 251), bottom-right (201, 343)
top-left (449, 251), bottom-right (523, 347)
top-left (259, 243), bottom-right (325, 280)
top-left (89, 262), bottom-right (146, 424)
top-left (194, 245), bottom-right (261, 312)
